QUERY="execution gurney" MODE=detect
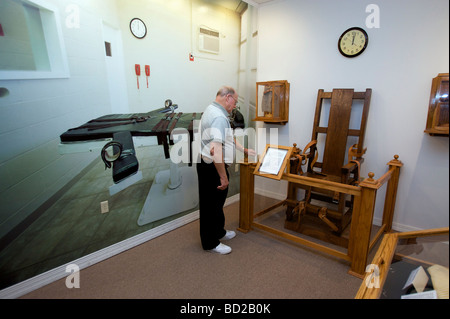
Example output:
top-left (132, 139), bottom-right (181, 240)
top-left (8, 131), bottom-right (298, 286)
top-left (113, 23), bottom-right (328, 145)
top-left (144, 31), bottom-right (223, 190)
top-left (59, 105), bottom-right (245, 226)
top-left (59, 106), bottom-right (202, 226)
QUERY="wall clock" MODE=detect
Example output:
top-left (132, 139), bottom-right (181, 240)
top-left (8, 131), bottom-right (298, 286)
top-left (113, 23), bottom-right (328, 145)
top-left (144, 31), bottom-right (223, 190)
top-left (130, 18), bottom-right (147, 39)
top-left (338, 27), bottom-right (368, 58)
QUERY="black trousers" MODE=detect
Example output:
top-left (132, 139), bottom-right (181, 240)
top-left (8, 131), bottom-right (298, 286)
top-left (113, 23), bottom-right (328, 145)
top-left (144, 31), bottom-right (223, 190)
top-left (196, 160), bottom-right (229, 250)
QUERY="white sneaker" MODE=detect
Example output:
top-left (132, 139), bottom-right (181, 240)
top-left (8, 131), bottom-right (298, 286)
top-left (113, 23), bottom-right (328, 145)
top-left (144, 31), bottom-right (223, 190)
top-left (208, 243), bottom-right (232, 254)
top-left (220, 230), bottom-right (236, 241)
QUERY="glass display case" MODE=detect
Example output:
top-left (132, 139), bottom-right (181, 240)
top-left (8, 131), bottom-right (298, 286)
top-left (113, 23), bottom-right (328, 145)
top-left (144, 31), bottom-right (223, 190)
top-left (254, 80), bottom-right (290, 125)
top-left (356, 227), bottom-right (449, 299)
top-left (424, 73), bottom-right (449, 136)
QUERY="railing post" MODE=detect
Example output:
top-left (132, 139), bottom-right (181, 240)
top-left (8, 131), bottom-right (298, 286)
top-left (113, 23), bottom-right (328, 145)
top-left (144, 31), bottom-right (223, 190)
top-left (382, 155), bottom-right (403, 232)
top-left (348, 172), bottom-right (378, 277)
top-left (237, 161), bottom-right (256, 233)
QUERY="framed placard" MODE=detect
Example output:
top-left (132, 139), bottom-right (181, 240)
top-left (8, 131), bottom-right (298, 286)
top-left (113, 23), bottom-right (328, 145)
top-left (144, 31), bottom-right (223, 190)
top-left (254, 144), bottom-right (293, 180)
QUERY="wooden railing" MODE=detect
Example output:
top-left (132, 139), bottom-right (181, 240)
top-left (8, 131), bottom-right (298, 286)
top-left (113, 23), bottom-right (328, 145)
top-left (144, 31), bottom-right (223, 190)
top-left (355, 227), bottom-right (449, 299)
top-left (238, 155), bottom-right (403, 278)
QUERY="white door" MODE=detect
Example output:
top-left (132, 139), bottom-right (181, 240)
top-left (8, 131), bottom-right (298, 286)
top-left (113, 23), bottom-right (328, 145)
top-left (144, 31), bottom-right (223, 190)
top-left (102, 23), bottom-right (129, 114)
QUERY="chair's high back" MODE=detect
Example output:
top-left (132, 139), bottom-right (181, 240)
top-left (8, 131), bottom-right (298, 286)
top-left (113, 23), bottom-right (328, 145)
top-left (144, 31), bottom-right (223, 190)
top-left (309, 88), bottom-right (372, 177)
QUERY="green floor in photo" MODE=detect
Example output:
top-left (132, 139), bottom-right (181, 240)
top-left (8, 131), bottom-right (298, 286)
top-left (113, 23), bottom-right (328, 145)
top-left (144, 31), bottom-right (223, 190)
top-left (0, 144), bottom-right (240, 290)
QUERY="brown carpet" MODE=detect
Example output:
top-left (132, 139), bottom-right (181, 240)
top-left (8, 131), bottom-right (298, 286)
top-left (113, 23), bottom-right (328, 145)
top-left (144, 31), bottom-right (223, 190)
top-left (20, 196), bottom-right (363, 299)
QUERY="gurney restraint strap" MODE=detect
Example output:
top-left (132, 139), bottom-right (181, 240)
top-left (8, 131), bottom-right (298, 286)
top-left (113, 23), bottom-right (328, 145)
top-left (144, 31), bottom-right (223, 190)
top-left (68, 116), bottom-right (152, 131)
top-left (168, 112), bottom-right (183, 135)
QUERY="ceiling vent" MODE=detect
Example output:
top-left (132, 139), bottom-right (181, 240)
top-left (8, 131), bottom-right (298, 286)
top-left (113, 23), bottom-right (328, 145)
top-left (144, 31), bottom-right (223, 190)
top-left (198, 27), bottom-right (220, 54)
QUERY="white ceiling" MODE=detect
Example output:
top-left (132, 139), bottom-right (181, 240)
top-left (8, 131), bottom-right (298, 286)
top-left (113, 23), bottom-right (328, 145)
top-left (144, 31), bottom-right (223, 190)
top-left (212, 0), bottom-right (275, 13)
top-left (212, 0), bottom-right (246, 12)
top-left (245, 0), bottom-right (275, 5)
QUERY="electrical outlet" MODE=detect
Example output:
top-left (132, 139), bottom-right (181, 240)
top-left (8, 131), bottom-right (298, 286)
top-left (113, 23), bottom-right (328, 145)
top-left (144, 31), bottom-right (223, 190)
top-left (100, 201), bottom-right (109, 214)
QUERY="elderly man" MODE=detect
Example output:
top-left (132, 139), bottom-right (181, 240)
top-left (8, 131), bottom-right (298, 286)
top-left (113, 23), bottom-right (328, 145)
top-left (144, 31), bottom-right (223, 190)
top-left (197, 86), bottom-right (252, 254)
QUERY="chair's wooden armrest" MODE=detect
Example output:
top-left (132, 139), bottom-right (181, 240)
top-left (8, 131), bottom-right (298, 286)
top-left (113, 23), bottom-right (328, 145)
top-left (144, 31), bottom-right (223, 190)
top-left (341, 157), bottom-right (364, 174)
top-left (342, 162), bottom-right (356, 175)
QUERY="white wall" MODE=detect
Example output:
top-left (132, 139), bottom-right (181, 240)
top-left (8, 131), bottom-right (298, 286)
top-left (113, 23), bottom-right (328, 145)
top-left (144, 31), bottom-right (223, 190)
top-left (0, 0), bottom-right (241, 238)
top-left (255, 0), bottom-right (449, 231)
top-left (116, 0), bottom-right (240, 113)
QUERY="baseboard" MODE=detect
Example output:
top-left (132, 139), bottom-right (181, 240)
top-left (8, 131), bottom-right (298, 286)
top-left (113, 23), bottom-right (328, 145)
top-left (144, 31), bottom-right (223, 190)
top-left (0, 194), bottom-right (239, 299)
top-left (255, 187), bottom-right (285, 201)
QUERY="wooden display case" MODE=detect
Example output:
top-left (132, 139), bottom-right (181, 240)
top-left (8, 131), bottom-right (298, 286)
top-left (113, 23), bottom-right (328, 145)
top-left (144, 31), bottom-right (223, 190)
top-left (356, 227), bottom-right (449, 299)
top-left (254, 80), bottom-right (290, 125)
top-left (425, 73), bottom-right (449, 136)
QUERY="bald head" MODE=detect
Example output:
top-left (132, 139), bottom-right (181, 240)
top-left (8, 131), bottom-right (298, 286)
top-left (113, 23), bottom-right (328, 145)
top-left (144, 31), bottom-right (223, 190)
top-left (215, 86), bottom-right (238, 114)
top-left (216, 86), bottom-right (236, 98)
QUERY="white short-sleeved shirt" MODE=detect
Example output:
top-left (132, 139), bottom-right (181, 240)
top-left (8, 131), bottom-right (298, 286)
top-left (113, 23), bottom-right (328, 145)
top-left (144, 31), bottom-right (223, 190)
top-left (199, 102), bottom-right (234, 164)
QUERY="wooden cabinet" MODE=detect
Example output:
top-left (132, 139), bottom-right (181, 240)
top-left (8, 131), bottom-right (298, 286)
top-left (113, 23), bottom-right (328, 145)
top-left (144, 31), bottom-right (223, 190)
top-left (254, 80), bottom-right (290, 125)
top-left (425, 73), bottom-right (449, 136)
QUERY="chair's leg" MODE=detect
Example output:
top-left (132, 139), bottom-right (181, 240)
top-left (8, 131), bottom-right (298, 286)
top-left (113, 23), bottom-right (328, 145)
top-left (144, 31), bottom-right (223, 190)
top-left (285, 182), bottom-right (298, 221)
top-left (295, 201), bottom-right (306, 228)
top-left (332, 192), bottom-right (339, 203)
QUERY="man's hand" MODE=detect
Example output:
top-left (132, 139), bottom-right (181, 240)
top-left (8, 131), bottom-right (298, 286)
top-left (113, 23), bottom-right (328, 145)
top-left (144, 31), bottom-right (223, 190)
top-left (245, 148), bottom-right (257, 157)
top-left (217, 174), bottom-right (229, 190)
top-left (211, 141), bottom-right (229, 190)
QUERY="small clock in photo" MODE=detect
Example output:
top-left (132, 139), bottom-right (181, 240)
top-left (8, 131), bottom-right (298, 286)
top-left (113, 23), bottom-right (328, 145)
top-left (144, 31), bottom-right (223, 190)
top-left (338, 27), bottom-right (368, 58)
top-left (130, 18), bottom-right (147, 39)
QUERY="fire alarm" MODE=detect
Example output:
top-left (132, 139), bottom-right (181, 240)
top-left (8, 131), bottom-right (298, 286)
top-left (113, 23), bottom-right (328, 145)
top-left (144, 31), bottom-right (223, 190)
top-left (189, 53), bottom-right (194, 62)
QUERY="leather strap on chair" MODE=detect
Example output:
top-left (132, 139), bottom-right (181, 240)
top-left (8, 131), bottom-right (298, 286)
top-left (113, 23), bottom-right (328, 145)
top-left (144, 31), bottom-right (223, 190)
top-left (296, 140), bottom-right (318, 175)
top-left (303, 140), bottom-right (318, 170)
top-left (290, 143), bottom-right (303, 175)
top-left (290, 140), bottom-right (319, 175)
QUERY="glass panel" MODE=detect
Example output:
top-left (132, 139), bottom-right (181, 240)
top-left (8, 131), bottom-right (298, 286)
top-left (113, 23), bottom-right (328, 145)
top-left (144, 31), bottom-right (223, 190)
top-left (273, 84), bottom-right (282, 118)
top-left (395, 234), bottom-right (449, 268)
top-left (257, 84), bottom-right (273, 118)
top-left (381, 233), bottom-right (449, 299)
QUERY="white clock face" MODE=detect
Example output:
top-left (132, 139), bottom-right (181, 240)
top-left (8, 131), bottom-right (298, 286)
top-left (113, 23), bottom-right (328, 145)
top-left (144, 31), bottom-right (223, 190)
top-left (338, 27), bottom-right (368, 58)
top-left (130, 18), bottom-right (147, 39)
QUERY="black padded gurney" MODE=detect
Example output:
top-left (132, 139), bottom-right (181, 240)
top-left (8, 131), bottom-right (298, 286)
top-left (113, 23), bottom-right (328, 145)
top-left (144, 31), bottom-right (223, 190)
top-left (60, 108), bottom-right (202, 159)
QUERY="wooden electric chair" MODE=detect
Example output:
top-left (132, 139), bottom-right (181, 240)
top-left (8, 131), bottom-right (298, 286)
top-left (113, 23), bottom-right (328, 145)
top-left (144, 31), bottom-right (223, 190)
top-left (285, 88), bottom-right (372, 247)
